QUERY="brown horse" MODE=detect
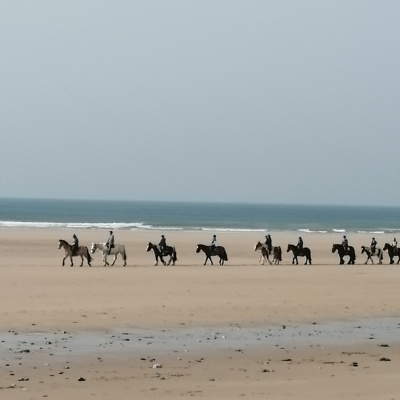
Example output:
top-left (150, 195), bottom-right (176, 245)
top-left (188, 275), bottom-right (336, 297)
top-left (196, 244), bottom-right (228, 265)
top-left (58, 239), bottom-right (92, 267)
top-left (383, 243), bottom-right (400, 264)
top-left (287, 244), bottom-right (312, 265)
top-left (254, 241), bottom-right (282, 265)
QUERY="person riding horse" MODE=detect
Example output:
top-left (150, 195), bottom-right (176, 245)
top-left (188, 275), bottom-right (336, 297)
top-left (71, 234), bottom-right (79, 256)
top-left (393, 238), bottom-right (398, 254)
top-left (210, 235), bottom-right (217, 254)
top-left (297, 236), bottom-right (303, 254)
top-left (264, 234), bottom-right (272, 253)
top-left (159, 235), bottom-right (167, 255)
top-left (342, 235), bottom-right (349, 253)
top-left (106, 230), bottom-right (114, 255)
top-left (370, 237), bottom-right (377, 254)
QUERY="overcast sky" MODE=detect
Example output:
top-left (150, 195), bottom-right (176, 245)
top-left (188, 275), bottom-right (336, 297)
top-left (1, 1), bottom-right (399, 206)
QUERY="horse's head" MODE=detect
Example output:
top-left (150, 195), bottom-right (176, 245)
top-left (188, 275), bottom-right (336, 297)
top-left (146, 242), bottom-right (152, 252)
top-left (332, 244), bottom-right (338, 253)
top-left (58, 240), bottom-right (63, 249)
top-left (254, 241), bottom-right (262, 251)
top-left (196, 245), bottom-right (201, 253)
top-left (383, 243), bottom-right (390, 251)
top-left (361, 246), bottom-right (366, 254)
top-left (90, 243), bottom-right (97, 254)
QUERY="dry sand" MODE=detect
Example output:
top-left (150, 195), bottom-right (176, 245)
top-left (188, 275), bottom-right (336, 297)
top-left (0, 228), bottom-right (400, 399)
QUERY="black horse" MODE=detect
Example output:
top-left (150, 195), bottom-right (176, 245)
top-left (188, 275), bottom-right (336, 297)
top-left (332, 243), bottom-right (356, 265)
top-left (383, 243), bottom-right (400, 264)
top-left (287, 244), bottom-right (312, 265)
top-left (196, 244), bottom-right (228, 265)
top-left (146, 242), bottom-right (177, 266)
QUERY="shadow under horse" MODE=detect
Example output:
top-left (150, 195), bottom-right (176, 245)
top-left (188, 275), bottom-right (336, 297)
top-left (332, 244), bottom-right (356, 265)
top-left (287, 244), bottom-right (312, 265)
top-left (196, 244), bottom-right (228, 265)
top-left (58, 239), bottom-right (92, 267)
top-left (146, 242), bottom-right (177, 266)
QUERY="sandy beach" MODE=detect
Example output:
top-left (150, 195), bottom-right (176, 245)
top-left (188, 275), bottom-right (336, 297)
top-left (1, 228), bottom-right (400, 399)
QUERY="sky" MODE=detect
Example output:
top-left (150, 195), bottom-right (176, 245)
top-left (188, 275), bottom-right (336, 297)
top-left (1, 1), bottom-right (399, 206)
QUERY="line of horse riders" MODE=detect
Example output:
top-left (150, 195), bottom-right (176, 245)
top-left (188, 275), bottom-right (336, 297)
top-left (58, 231), bottom-right (400, 268)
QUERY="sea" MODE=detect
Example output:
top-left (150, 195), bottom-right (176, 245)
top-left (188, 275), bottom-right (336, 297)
top-left (1, 198), bottom-right (400, 234)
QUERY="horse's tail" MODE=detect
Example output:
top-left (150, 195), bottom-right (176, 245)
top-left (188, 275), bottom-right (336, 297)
top-left (86, 247), bottom-right (92, 262)
top-left (223, 248), bottom-right (228, 261)
top-left (278, 246), bottom-right (282, 261)
top-left (122, 245), bottom-right (127, 261)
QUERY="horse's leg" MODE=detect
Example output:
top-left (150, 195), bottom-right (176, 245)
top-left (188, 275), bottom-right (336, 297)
top-left (154, 254), bottom-right (158, 266)
top-left (103, 253), bottom-right (109, 267)
top-left (80, 255), bottom-right (84, 267)
top-left (62, 255), bottom-right (67, 266)
top-left (340, 257), bottom-right (344, 265)
top-left (111, 254), bottom-right (117, 266)
top-left (70, 255), bottom-right (73, 267)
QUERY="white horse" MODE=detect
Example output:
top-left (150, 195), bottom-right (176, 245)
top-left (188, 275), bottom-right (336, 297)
top-left (361, 245), bottom-right (383, 265)
top-left (90, 242), bottom-right (127, 266)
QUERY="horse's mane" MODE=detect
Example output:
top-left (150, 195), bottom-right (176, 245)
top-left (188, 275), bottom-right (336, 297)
top-left (59, 239), bottom-right (68, 244)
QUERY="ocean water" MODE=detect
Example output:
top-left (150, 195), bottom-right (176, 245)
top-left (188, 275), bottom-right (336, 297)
top-left (1, 198), bottom-right (400, 234)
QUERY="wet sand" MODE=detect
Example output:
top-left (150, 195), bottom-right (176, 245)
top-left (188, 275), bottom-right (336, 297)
top-left (0, 228), bottom-right (399, 399)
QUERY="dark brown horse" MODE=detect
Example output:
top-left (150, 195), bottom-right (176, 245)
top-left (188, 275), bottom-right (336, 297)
top-left (383, 243), bottom-right (400, 264)
top-left (287, 244), bottom-right (312, 265)
top-left (146, 242), bottom-right (177, 266)
top-left (332, 243), bottom-right (356, 265)
top-left (254, 241), bottom-right (282, 265)
top-left (58, 239), bottom-right (92, 267)
top-left (196, 244), bottom-right (228, 265)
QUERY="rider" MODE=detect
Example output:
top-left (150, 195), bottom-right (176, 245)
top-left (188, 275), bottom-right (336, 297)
top-left (159, 234), bottom-right (167, 255)
top-left (106, 230), bottom-right (114, 255)
top-left (210, 235), bottom-right (217, 253)
top-left (370, 237), bottom-right (377, 254)
top-left (264, 234), bottom-right (272, 253)
top-left (297, 236), bottom-right (304, 253)
top-left (71, 234), bottom-right (79, 256)
top-left (342, 235), bottom-right (349, 253)
top-left (392, 237), bottom-right (398, 253)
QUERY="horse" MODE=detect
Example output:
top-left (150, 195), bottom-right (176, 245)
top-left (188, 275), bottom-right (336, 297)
top-left (58, 239), bottom-right (92, 267)
top-left (332, 244), bottom-right (356, 265)
top-left (196, 244), bottom-right (228, 265)
top-left (287, 244), bottom-right (312, 265)
top-left (146, 242), bottom-right (177, 266)
top-left (253, 241), bottom-right (282, 265)
top-left (361, 245), bottom-right (383, 264)
top-left (90, 242), bottom-right (127, 266)
top-left (383, 243), bottom-right (400, 264)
